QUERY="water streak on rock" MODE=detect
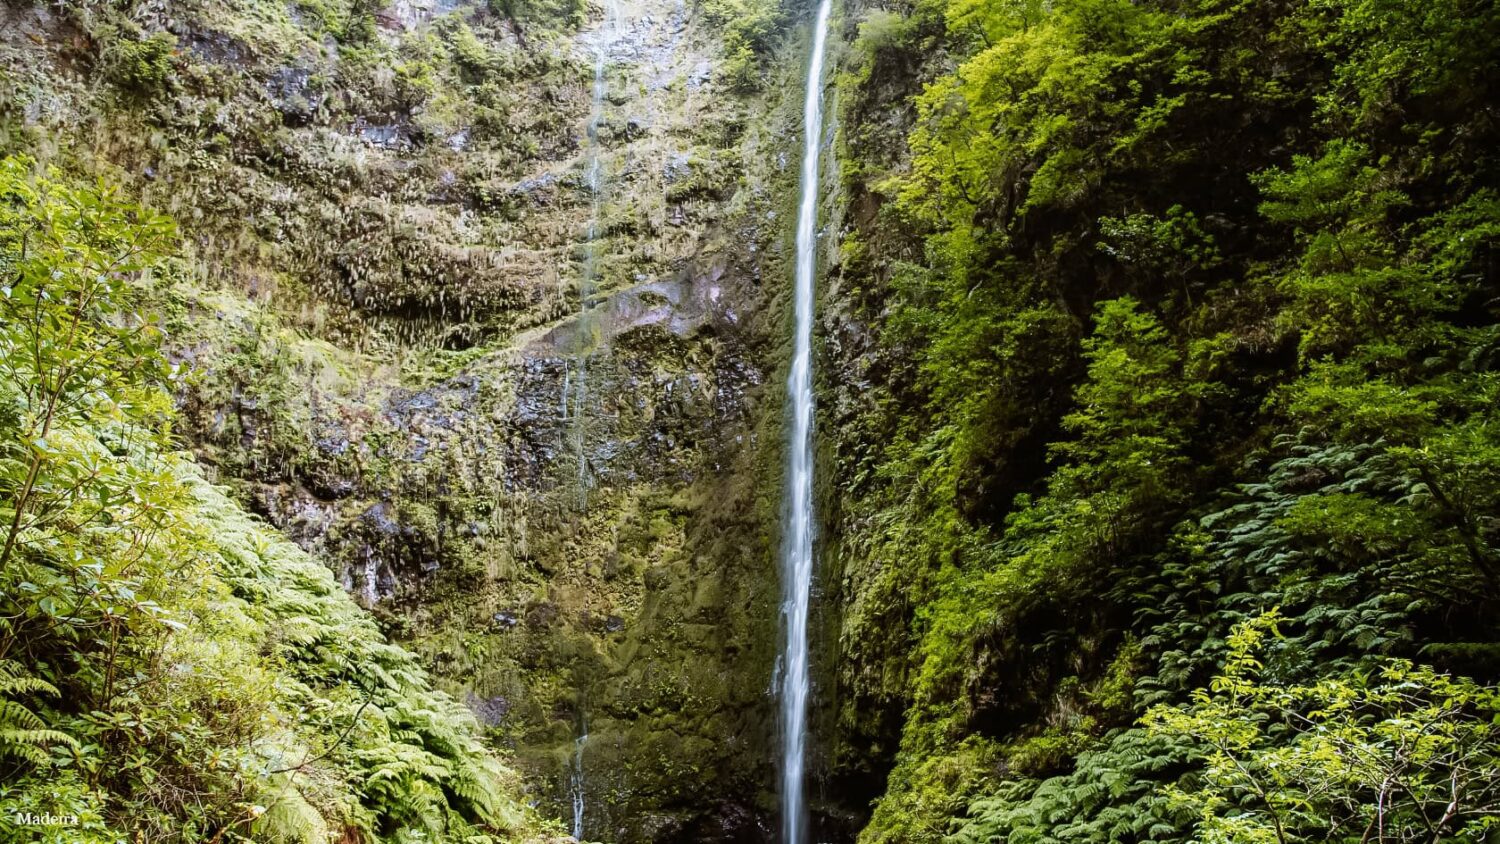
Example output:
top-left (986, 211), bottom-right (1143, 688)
top-left (572, 0), bottom-right (621, 511)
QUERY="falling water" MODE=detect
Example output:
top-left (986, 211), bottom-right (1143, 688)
top-left (572, 0), bottom-right (619, 511)
top-left (568, 724), bottom-right (589, 839)
top-left (780, 1), bottom-right (833, 842)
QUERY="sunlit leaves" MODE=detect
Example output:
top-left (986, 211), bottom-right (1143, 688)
top-left (1147, 613), bottom-right (1500, 844)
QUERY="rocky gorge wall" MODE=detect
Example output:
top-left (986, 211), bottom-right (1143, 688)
top-left (0, 0), bottom-right (835, 839)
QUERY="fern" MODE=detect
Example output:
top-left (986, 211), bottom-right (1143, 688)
top-left (0, 661), bottom-right (77, 766)
top-left (253, 778), bottom-right (331, 844)
top-left (948, 730), bottom-right (1197, 844)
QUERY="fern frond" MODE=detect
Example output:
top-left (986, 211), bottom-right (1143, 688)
top-left (253, 782), bottom-right (331, 844)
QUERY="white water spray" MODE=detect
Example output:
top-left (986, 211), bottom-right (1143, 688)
top-left (568, 724), bottom-right (589, 839)
top-left (781, 1), bottom-right (832, 841)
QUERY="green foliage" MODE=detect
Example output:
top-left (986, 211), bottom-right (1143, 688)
top-left (0, 159), bottom-right (551, 841)
top-left (832, 0), bottom-right (1500, 839)
top-left (0, 157), bottom-right (188, 737)
top-left (1147, 613), bottom-right (1500, 843)
top-left (700, 0), bottom-right (789, 91)
top-left (852, 8), bottom-right (912, 60)
top-left (949, 729), bottom-right (1196, 844)
top-left (863, 738), bottom-right (1003, 844)
top-left (0, 660), bottom-right (78, 767)
top-left (856, 294), bottom-right (1214, 842)
top-left (1096, 205), bottom-right (1223, 293)
top-left (1055, 297), bottom-right (1197, 484)
top-left (100, 31), bottom-right (178, 98)
top-left (449, 22), bottom-right (499, 80)
top-left (486, 0), bottom-right (588, 34)
top-left (1301, 0), bottom-right (1500, 129)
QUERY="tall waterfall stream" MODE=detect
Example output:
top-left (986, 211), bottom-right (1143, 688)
top-left (780, 1), bottom-right (834, 841)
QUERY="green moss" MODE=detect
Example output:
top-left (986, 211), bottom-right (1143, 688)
top-left (101, 31), bottom-right (177, 98)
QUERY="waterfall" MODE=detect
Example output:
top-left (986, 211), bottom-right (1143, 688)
top-left (572, 0), bottom-right (619, 511)
top-left (781, 1), bottom-right (833, 842)
top-left (569, 725), bottom-right (589, 839)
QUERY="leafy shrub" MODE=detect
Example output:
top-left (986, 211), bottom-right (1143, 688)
top-left (1147, 613), bottom-right (1500, 844)
top-left (101, 31), bottom-right (178, 98)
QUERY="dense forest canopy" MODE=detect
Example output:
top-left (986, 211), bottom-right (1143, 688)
top-left (0, 0), bottom-right (1498, 841)
top-left (828, 0), bottom-right (1500, 840)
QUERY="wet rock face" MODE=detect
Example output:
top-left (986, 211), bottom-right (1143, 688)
top-left (466, 691), bottom-right (511, 725)
top-left (378, 0), bottom-right (471, 32)
top-left (356, 119), bottom-right (416, 150)
top-left (602, 798), bottom-right (774, 843)
top-left (383, 376), bottom-right (484, 450)
top-left (506, 356), bottom-right (570, 491)
top-left (181, 29), bottom-right (249, 65)
top-left (510, 172), bottom-right (562, 207)
top-left (683, 802), bottom-right (775, 844)
top-left (266, 67), bottom-right (324, 125)
top-left (6, 0), bottom-right (590, 345)
top-left (251, 483), bottom-right (339, 557)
